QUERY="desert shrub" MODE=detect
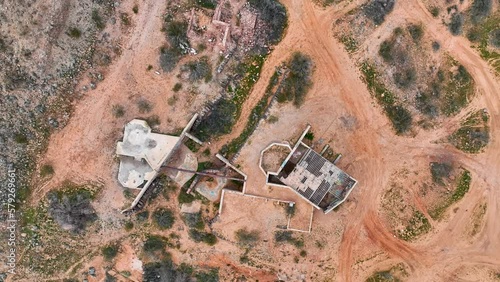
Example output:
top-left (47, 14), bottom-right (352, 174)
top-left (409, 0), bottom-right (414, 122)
top-left (432, 41), bottom-right (441, 51)
top-left (153, 208), bottom-right (175, 229)
top-left (121, 13), bottom-right (131, 26)
top-left (235, 228), bottom-right (260, 246)
top-left (193, 98), bottom-right (237, 141)
top-left (304, 132), bottom-right (314, 141)
top-left (92, 10), bottom-right (105, 30)
top-left (449, 126), bottom-right (489, 153)
top-left (267, 115), bottom-right (279, 123)
top-left (430, 6), bottom-right (440, 17)
top-left (124, 221), bottom-right (134, 231)
top-left (195, 269), bottom-right (219, 282)
top-left (276, 52), bottom-right (314, 106)
top-left (173, 82), bottom-right (182, 92)
top-left (470, 0), bottom-right (492, 23)
top-left (386, 105), bottom-right (412, 134)
top-left (40, 164), bottom-right (54, 177)
top-left (248, 0), bottom-right (287, 44)
top-left (393, 68), bottom-right (416, 89)
top-left (188, 229), bottom-right (217, 245)
top-left (430, 162), bottom-right (452, 185)
top-left (47, 187), bottom-right (97, 233)
top-left (182, 57), bottom-right (212, 82)
top-left (442, 65), bottom-right (474, 116)
top-left (182, 212), bottom-right (204, 230)
top-left (416, 91), bottom-right (439, 118)
top-left (195, 0), bottom-right (217, 9)
top-left (178, 188), bottom-right (196, 204)
top-left (366, 271), bottom-right (401, 282)
top-left (300, 250), bottom-right (307, 257)
top-left (102, 244), bottom-right (119, 261)
top-left (132, 5), bottom-right (139, 14)
top-left (363, 0), bottom-right (395, 25)
top-left (165, 21), bottom-right (189, 50)
top-left (105, 272), bottom-right (117, 282)
top-left (137, 99), bottom-right (152, 113)
top-left (490, 29), bottom-right (500, 48)
top-left (379, 40), bottom-right (393, 62)
top-left (145, 115), bottom-right (161, 127)
top-left (136, 210), bottom-right (149, 222)
top-left (112, 104), bottom-right (125, 118)
top-left (407, 24), bottom-right (423, 42)
top-left (449, 13), bottom-right (464, 35)
top-left (143, 234), bottom-right (168, 253)
top-left (147, 65), bottom-right (153, 71)
top-left (274, 231), bottom-right (303, 248)
top-left (160, 48), bottom-right (181, 72)
top-left (467, 27), bottom-right (482, 42)
top-left (67, 27), bottom-right (81, 38)
top-left (14, 132), bottom-right (28, 144)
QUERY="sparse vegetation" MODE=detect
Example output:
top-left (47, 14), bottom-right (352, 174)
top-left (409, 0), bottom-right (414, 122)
top-left (396, 211), bottom-right (431, 241)
top-left (339, 34), bottom-right (359, 53)
top-left (124, 221), bottom-right (134, 231)
top-left (145, 115), bottom-right (161, 127)
top-left (276, 52), bottom-right (314, 106)
top-left (360, 61), bottom-right (412, 134)
top-left (132, 4), bottom-right (139, 14)
top-left (366, 270), bottom-right (401, 282)
top-left (449, 110), bottom-right (489, 153)
top-left (153, 208), bottom-right (175, 230)
top-left (193, 55), bottom-right (266, 141)
top-left (178, 188), bottom-right (196, 204)
top-left (235, 228), bottom-right (260, 246)
top-left (429, 170), bottom-right (472, 220)
top-left (470, 203), bottom-right (487, 236)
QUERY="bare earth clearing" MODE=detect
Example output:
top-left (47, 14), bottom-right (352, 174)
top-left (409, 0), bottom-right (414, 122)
top-left (22, 0), bottom-right (500, 281)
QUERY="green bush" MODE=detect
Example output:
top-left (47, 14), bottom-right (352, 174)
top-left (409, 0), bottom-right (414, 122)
top-left (136, 211), bottom-right (149, 222)
top-left (92, 10), bottom-right (105, 30)
top-left (363, 0), bottom-right (395, 25)
top-left (173, 82), bottom-right (182, 92)
top-left (40, 164), bottom-right (54, 177)
top-left (430, 6), bottom-right (440, 17)
top-left (67, 27), bottom-right (82, 38)
top-left (182, 212), bottom-right (204, 230)
top-left (182, 57), bottom-right (212, 82)
top-left (153, 208), bottom-right (175, 229)
top-left (124, 221), bottom-right (134, 231)
top-left (407, 24), bottom-right (423, 42)
top-left (379, 40), bottom-right (393, 62)
top-left (178, 188), bottom-right (196, 204)
top-left (274, 231), bottom-right (303, 248)
top-left (490, 29), bottom-right (500, 48)
top-left (470, 0), bottom-right (492, 23)
top-left (235, 228), bottom-right (260, 246)
top-left (248, 0), bottom-right (287, 44)
top-left (137, 99), bottom-right (152, 113)
top-left (188, 229), bottom-right (217, 245)
top-left (385, 105), bottom-right (412, 134)
top-left (143, 234), bottom-right (168, 253)
top-left (112, 104), bottom-right (125, 118)
top-left (449, 13), bottom-right (464, 35)
top-left (14, 132), bottom-right (28, 144)
top-left (430, 162), bottom-right (452, 185)
top-left (276, 52), bottom-right (314, 107)
top-left (132, 5), bottom-right (139, 14)
top-left (102, 244), bottom-right (119, 261)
